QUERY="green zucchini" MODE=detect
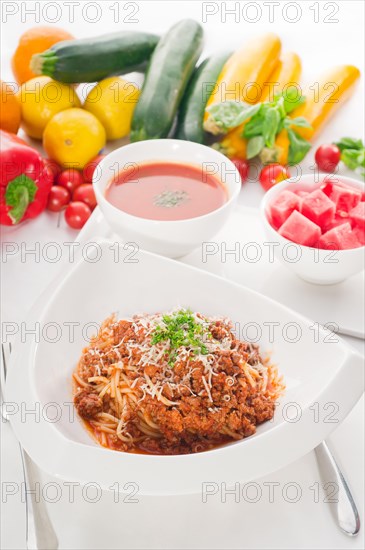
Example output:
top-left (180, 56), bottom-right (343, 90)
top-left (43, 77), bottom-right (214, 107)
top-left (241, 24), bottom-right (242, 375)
top-left (175, 52), bottom-right (231, 144)
top-left (30, 32), bottom-right (160, 83)
top-left (130, 19), bottom-right (204, 142)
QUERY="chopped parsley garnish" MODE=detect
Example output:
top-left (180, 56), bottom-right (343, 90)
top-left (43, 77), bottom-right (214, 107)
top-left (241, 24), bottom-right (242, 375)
top-left (153, 190), bottom-right (189, 208)
top-left (151, 309), bottom-right (210, 366)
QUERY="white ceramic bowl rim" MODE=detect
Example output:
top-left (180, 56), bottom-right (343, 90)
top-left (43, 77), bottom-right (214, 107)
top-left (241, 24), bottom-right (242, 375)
top-left (93, 139), bottom-right (241, 225)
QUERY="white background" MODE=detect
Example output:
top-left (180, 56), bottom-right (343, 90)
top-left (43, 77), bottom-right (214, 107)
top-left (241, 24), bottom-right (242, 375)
top-left (1, 1), bottom-right (364, 549)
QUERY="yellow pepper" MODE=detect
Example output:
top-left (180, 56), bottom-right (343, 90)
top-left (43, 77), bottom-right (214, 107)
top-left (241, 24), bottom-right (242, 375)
top-left (273, 65), bottom-right (361, 165)
top-left (204, 33), bottom-right (281, 133)
top-left (218, 52), bottom-right (302, 159)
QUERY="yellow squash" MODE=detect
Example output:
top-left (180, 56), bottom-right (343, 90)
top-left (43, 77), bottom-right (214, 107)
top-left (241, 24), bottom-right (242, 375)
top-left (274, 65), bottom-right (361, 165)
top-left (205, 33), bottom-right (281, 120)
top-left (260, 52), bottom-right (302, 102)
top-left (219, 52), bottom-right (302, 159)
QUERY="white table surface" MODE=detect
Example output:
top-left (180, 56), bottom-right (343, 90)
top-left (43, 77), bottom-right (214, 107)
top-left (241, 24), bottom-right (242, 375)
top-left (1, 2), bottom-right (364, 549)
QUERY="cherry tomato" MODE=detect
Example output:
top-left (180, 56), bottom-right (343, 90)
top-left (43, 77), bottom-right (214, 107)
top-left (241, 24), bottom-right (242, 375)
top-left (83, 154), bottom-right (106, 183)
top-left (47, 186), bottom-right (70, 212)
top-left (259, 164), bottom-right (291, 192)
top-left (43, 159), bottom-right (62, 184)
top-left (231, 158), bottom-right (249, 184)
top-left (73, 184), bottom-right (97, 210)
top-left (315, 144), bottom-right (341, 172)
top-left (57, 169), bottom-right (84, 194)
top-left (65, 201), bottom-right (91, 229)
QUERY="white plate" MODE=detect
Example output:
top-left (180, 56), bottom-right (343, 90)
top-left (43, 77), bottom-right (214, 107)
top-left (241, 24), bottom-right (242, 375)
top-left (6, 241), bottom-right (364, 495)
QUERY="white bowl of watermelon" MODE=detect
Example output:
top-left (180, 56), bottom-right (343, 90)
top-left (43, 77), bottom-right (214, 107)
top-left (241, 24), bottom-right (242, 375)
top-left (261, 174), bottom-right (365, 285)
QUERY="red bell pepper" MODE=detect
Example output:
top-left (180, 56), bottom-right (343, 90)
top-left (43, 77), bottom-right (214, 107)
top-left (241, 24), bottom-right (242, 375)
top-left (0, 130), bottom-right (52, 225)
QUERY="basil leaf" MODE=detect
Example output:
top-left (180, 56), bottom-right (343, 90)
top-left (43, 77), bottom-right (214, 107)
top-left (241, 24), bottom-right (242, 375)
top-left (278, 118), bottom-right (288, 132)
top-left (335, 137), bottom-right (364, 152)
top-left (275, 96), bottom-right (286, 118)
top-left (243, 103), bottom-right (270, 138)
top-left (287, 129), bottom-right (311, 165)
top-left (243, 116), bottom-right (264, 138)
top-left (205, 101), bottom-right (261, 134)
top-left (263, 108), bottom-right (280, 148)
top-left (234, 103), bottom-right (262, 126)
top-left (282, 86), bottom-right (306, 113)
top-left (341, 149), bottom-right (364, 171)
top-left (357, 149), bottom-right (365, 167)
top-left (289, 116), bottom-right (312, 129)
top-left (247, 136), bottom-right (265, 159)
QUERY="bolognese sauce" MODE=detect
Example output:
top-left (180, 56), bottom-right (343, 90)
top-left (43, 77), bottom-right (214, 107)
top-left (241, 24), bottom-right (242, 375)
top-left (73, 309), bottom-right (284, 455)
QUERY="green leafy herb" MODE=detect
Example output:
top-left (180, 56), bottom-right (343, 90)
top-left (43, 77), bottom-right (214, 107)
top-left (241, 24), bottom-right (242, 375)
top-left (241, 89), bottom-right (312, 163)
top-left (334, 137), bottom-right (364, 153)
top-left (287, 128), bottom-right (312, 165)
top-left (281, 85), bottom-right (306, 114)
top-left (151, 309), bottom-right (210, 366)
top-left (341, 149), bottom-right (362, 170)
top-left (334, 137), bottom-right (365, 177)
top-left (262, 108), bottom-right (281, 148)
top-left (5, 175), bottom-right (37, 224)
top-left (247, 136), bottom-right (265, 159)
top-left (206, 86), bottom-right (312, 164)
top-left (204, 101), bottom-right (261, 134)
top-left (243, 115), bottom-right (264, 138)
top-left (283, 116), bottom-right (312, 129)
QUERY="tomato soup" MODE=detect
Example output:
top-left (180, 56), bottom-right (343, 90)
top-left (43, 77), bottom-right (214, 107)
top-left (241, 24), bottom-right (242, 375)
top-left (105, 162), bottom-right (227, 221)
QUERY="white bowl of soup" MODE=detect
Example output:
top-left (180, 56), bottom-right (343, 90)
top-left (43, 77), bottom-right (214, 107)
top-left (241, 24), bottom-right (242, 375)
top-left (93, 139), bottom-right (241, 258)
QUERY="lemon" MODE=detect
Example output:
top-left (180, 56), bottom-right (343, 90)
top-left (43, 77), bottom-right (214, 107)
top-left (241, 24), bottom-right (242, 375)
top-left (83, 77), bottom-right (140, 140)
top-left (18, 76), bottom-right (80, 139)
top-left (43, 108), bottom-right (106, 169)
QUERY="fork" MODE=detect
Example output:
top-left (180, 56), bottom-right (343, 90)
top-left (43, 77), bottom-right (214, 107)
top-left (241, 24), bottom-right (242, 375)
top-left (315, 440), bottom-right (360, 536)
top-left (1, 342), bottom-right (59, 550)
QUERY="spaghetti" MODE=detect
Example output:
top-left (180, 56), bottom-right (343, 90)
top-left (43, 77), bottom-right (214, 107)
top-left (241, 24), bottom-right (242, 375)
top-left (73, 309), bottom-right (284, 455)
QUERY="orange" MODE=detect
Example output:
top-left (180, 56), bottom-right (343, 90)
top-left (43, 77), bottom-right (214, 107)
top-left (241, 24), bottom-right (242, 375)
top-left (0, 80), bottom-right (21, 134)
top-left (12, 26), bottom-right (74, 85)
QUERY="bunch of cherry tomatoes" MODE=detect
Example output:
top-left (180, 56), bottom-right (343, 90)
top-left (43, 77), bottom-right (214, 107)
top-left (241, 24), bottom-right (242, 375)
top-left (45, 155), bottom-right (105, 229)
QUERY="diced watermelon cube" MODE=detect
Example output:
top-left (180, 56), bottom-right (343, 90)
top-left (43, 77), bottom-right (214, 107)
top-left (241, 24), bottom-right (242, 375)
top-left (321, 179), bottom-right (340, 197)
top-left (323, 214), bottom-right (349, 232)
top-left (296, 190), bottom-right (309, 198)
top-left (318, 223), bottom-right (362, 250)
top-left (330, 184), bottom-right (361, 212)
top-left (279, 210), bottom-right (321, 247)
top-left (353, 227), bottom-right (365, 245)
top-left (301, 189), bottom-right (336, 229)
top-left (269, 190), bottom-right (301, 229)
top-left (353, 227), bottom-right (365, 246)
top-left (349, 201), bottom-right (365, 229)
